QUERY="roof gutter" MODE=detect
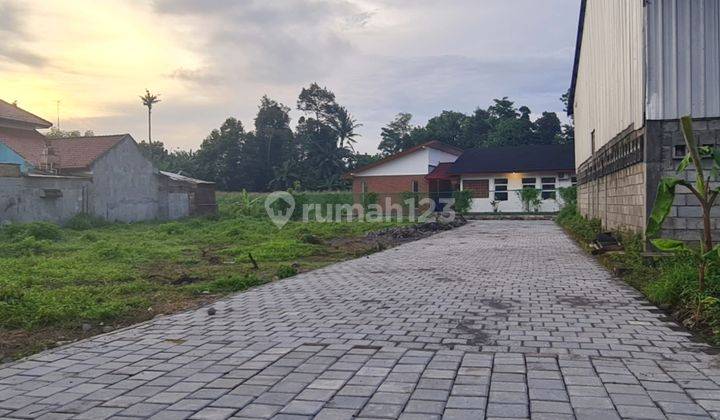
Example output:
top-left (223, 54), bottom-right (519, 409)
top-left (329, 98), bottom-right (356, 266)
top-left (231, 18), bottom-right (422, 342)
top-left (567, 0), bottom-right (587, 117)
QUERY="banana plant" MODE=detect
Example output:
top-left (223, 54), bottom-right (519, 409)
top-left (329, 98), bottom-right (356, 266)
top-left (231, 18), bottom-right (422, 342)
top-left (647, 116), bottom-right (720, 292)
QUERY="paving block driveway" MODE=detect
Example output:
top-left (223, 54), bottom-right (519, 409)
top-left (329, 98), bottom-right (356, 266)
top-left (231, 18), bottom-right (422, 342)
top-left (3, 221), bottom-right (720, 420)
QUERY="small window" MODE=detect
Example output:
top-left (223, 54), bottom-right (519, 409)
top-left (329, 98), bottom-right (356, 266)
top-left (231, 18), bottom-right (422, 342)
top-left (463, 179), bottom-right (489, 198)
top-left (541, 177), bottom-right (556, 200)
top-left (361, 181), bottom-right (367, 194)
top-left (522, 177), bottom-right (536, 189)
top-left (571, 176), bottom-right (577, 186)
top-left (494, 178), bottom-right (508, 201)
top-left (411, 180), bottom-right (419, 193)
top-left (673, 145), bottom-right (686, 158)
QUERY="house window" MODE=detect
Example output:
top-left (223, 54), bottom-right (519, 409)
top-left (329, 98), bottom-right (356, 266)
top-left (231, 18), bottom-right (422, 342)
top-left (361, 181), bottom-right (367, 194)
top-left (411, 180), bottom-right (419, 193)
top-left (463, 179), bottom-right (489, 198)
top-left (673, 145), bottom-right (686, 158)
top-left (494, 178), bottom-right (508, 201)
top-left (571, 176), bottom-right (577, 186)
top-left (522, 177), bottom-right (536, 189)
top-left (541, 177), bottom-right (556, 200)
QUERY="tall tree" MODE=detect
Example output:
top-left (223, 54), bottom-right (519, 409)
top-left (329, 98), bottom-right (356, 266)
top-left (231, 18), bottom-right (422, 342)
top-left (379, 113), bottom-right (415, 156)
top-left (194, 118), bottom-right (247, 191)
top-left (140, 89), bottom-right (161, 144)
top-left (534, 112), bottom-right (562, 145)
top-left (328, 105), bottom-right (361, 152)
top-left (245, 96), bottom-right (295, 190)
top-left (297, 83), bottom-right (337, 125)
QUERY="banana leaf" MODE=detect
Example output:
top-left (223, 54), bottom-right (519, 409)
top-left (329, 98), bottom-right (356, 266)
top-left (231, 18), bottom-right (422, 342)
top-left (647, 178), bottom-right (686, 237)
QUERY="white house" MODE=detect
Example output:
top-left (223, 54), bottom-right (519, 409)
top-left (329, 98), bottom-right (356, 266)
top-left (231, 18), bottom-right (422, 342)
top-left (448, 144), bottom-right (576, 213)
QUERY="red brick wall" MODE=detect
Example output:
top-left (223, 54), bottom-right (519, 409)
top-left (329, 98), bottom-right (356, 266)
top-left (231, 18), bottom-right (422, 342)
top-left (352, 175), bottom-right (429, 209)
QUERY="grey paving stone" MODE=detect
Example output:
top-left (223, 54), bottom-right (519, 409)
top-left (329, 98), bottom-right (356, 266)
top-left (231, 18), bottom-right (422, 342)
top-left (2, 221), bottom-right (719, 420)
top-left (359, 403), bottom-right (404, 418)
top-left (189, 407), bottom-right (238, 419)
top-left (279, 400), bottom-right (324, 416)
top-left (314, 408), bottom-right (357, 420)
top-left (485, 402), bottom-right (528, 418)
top-left (616, 404), bottom-right (665, 419)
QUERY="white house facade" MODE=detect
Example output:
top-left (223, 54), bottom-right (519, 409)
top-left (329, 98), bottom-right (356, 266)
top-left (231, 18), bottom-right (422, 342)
top-left (448, 144), bottom-right (576, 213)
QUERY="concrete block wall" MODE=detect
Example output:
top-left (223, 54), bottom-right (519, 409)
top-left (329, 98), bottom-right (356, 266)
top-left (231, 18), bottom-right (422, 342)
top-left (653, 118), bottom-right (720, 241)
top-left (578, 162), bottom-right (646, 233)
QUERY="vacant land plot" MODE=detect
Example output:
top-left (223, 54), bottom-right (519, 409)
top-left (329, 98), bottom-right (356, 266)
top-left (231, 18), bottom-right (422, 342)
top-left (0, 192), bottom-right (407, 359)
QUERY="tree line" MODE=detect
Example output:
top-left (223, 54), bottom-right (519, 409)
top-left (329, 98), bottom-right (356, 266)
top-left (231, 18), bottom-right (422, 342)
top-left (139, 83), bottom-right (573, 191)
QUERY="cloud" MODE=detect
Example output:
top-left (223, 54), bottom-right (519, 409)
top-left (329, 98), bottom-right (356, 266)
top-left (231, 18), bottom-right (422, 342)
top-left (7, 0), bottom-right (580, 155)
top-left (0, 1), bottom-right (47, 67)
top-left (153, 0), bottom-right (370, 85)
top-left (167, 67), bottom-right (220, 84)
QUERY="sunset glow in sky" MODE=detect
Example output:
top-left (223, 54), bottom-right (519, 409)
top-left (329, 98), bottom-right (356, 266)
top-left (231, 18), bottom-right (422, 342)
top-left (1, 0), bottom-right (580, 153)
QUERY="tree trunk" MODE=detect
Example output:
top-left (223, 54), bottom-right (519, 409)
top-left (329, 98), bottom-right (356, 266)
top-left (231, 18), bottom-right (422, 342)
top-left (148, 108), bottom-right (152, 144)
top-left (702, 203), bottom-right (713, 254)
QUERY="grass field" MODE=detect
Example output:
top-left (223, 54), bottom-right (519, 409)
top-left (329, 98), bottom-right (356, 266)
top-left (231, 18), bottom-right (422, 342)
top-left (0, 192), bottom-right (407, 359)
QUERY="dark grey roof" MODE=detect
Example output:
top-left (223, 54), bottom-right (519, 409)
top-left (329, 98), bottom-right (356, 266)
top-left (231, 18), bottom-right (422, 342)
top-left (448, 144), bottom-right (575, 174)
top-left (567, 0), bottom-right (587, 117)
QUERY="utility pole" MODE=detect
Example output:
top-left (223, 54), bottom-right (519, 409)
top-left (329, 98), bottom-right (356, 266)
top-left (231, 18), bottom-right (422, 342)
top-left (56, 100), bottom-right (61, 129)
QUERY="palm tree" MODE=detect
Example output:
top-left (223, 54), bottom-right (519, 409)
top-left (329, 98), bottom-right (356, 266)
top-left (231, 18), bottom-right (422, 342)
top-left (140, 89), bottom-right (161, 144)
top-left (329, 105), bottom-right (361, 152)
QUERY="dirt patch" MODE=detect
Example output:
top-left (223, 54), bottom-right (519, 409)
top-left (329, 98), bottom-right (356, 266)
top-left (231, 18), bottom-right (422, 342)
top-left (0, 294), bottom-right (217, 362)
top-left (455, 319), bottom-right (492, 346)
top-left (436, 276), bottom-right (465, 283)
top-left (557, 296), bottom-right (609, 307)
top-left (328, 218), bottom-right (468, 256)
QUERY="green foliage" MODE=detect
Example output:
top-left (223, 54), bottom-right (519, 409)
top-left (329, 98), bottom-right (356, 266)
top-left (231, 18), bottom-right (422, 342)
top-left (516, 188), bottom-right (542, 212)
top-left (557, 186), bottom-right (577, 208)
top-left (452, 190), bottom-right (472, 215)
top-left (646, 116), bottom-right (720, 292)
top-left (276, 265), bottom-right (298, 279)
top-left (217, 190), bottom-right (265, 218)
top-left (184, 274), bottom-right (264, 295)
top-left (0, 221), bottom-right (62, 241)
top-left (64, 214), bottom-right (111, 231)
top-left (378, 96), bottom-right (573, 155)
top-left (556, 205), bottom-right (601, 243)
top-left (361, 192), bottom-right (378, 210)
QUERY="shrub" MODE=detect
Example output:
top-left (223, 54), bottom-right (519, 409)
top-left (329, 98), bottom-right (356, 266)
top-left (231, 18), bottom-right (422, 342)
top-left (0, 237), bottom-right (53, 257)
top-left (556, 205), bottom-right (601, 243)
top-left (557, 186), bottom-right (577, 208)
top-left (65, 214), bottom-right (110, 230)
top-left (516, 188), bottom-right (541, 212)
top-left (185, 274), bottom-right (264, 294)
top-left (452, 190), bottom-right (472, 215)
top-left (0, 222), bottom-right (62, 242)
top-left (276, 265), bottom-right (298, 279)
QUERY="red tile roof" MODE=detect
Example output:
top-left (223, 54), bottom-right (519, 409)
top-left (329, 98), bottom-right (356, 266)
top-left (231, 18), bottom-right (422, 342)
top-left (425, 162), bottom-right (457, 180)
top-left (0, 99), bottom-right (53, 128)
top-left (0, 127), bottom-right (128, 170)
top-left (0, 126), bottom-right (47, 166)
top-left (51, 135), bottom-right (128, 169)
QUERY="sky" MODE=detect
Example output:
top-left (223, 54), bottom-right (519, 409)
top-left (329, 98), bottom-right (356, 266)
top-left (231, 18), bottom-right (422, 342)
top-left (0, 0), bottom-right (581, 154)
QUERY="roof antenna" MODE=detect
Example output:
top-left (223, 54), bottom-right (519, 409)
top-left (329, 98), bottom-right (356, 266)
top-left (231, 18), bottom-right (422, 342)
top-left (56, 100), bottom-right (61, 129)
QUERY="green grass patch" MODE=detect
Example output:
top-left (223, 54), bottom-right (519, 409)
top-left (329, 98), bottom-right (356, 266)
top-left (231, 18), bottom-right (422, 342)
top-left (0, 193), bottom-right (410, 357)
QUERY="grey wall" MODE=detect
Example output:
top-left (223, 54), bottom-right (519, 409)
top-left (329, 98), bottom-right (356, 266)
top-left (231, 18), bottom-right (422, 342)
top-left (0, 176), bottom-right (90, 224)
top-left (87, 138), bottom-right (161, 222)
top-left (646, 0), bottom-right (720, 120)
